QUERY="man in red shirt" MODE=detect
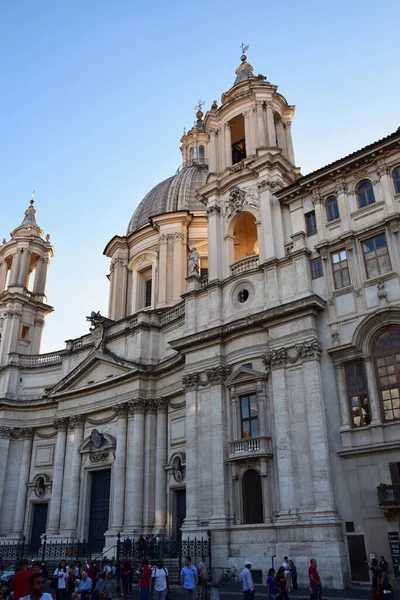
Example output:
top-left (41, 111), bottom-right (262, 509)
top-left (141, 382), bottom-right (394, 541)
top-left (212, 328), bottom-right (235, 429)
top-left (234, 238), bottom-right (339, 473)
top-left (139, 559), bottom-right (151, 600)
top-left (12, 560), bottom-right (32, 600)
top-left (308, 559), bottom-right (321, 600)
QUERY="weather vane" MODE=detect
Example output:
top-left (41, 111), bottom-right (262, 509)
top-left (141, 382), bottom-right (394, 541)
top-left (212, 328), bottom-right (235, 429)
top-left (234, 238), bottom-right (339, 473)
top-left (240, 42), bottom-right (249, 55)
top-left (31, 190), bottom-right (35, 200)
top-left (195, 100), bottom-right (205, 113)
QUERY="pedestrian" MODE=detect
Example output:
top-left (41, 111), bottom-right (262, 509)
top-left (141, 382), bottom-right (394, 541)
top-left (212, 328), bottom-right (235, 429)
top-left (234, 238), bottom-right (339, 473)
top-left (99, 573), bottom-right (117, 600)
top-left (282, 557), bottom-right (291, 593)
top-left (308, 559), bottom-right (321, 600)
top-left (121, 561), bottom-right (132, 596)
top-left (266, 568), bottom-right (277, 600)
top-left (198, 555), bottom-right (208, 600)
top-left (370, 559), bottom-right (381, 600)
top-left (71, 571), bottom-right (92, 600)
top-left (20, 573), bottom-right (52, 600)
top-left (276, 567), bottom-right (289, 600)
top-left (92, 573), bottom-right (104, 600)
top-left (289, 560), bottom-right (298, 591)
top-left (240, 561), bottom-right (254, 600)
top-left (53, 560), bottom-right (67, 600)
top-left (379, 557), bottom-right (389, 574)
top-left (151, 559), bottom-right (170, 600)
top-left (138, 559), bottom-right (151, 600)
top-left (180, 556), bottom-right (198, 600)
top-left (13, 559), bottom-right (33, 600)
top-left (379, 572), bottom-right (393, 600)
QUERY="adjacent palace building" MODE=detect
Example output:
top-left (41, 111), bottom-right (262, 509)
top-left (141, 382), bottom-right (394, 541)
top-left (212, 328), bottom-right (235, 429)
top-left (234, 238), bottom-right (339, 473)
top-left (1, 52), bottom-right (400, 587)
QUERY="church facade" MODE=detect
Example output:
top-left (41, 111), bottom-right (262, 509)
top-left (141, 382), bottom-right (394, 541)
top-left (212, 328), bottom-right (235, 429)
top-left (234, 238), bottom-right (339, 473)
top-left (1, 53), bottom-right (400, 588)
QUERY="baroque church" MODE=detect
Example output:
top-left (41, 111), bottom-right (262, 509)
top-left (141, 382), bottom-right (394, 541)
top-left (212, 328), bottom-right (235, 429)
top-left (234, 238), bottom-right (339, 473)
top-left (1, 51), bottom-right (400, 588)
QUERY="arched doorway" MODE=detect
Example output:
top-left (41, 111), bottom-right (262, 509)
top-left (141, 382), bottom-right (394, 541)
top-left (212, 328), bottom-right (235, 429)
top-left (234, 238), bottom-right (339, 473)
top-left (232, 212), bottom-right (258, 262)
top-left (242, 469), bottom-right (263, 524)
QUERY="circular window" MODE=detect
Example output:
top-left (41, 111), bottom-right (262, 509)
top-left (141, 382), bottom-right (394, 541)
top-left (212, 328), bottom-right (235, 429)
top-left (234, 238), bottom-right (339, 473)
top-left (231, 280), bottom-right (255, 309)
top-left (238, 289), bottom-right (249, 303)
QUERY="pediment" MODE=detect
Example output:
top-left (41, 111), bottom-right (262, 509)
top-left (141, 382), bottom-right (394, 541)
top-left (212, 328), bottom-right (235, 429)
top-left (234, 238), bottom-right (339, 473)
top-left (49, 351), bottom-right (135, 395)
top-left (225, 366), bottom-right (267, 387)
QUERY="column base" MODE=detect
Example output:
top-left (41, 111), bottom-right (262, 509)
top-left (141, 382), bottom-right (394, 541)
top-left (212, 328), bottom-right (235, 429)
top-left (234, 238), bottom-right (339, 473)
top-left (152, 525), bottom-right (167, 536)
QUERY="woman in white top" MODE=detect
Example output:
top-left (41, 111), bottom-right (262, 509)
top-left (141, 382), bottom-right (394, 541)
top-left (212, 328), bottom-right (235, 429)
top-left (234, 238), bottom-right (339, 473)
top-left (53, 560), bottom-right (67, 600)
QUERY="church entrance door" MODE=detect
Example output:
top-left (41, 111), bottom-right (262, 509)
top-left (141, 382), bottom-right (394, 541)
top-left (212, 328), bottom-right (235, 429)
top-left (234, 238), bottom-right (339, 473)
top-left (175, 489), bottom-right (186, 542)
top-left (88, 470), bottom-right (111, 553)
top-left (31, 503), bottom-right (48, 552)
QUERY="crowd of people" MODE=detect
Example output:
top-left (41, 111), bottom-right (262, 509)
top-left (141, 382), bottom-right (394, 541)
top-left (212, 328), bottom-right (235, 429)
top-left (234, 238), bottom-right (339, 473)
top-left (370, 556), bottom-right (394, 600)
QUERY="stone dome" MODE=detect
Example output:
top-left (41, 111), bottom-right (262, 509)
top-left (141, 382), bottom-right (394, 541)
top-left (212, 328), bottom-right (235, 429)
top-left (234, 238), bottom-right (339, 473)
top-left (127, 163), bottom-right (208, 235)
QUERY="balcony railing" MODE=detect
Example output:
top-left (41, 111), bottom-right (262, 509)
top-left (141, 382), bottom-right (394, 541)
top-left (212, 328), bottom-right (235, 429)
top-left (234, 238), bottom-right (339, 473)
top-left (228, 435), bottom-right (272, 461)
top-left (230, 254), bottom-right (260, 276)
top-left (176, 158), bottom-right (208, 173)
top-left (378, 484), bottom-right (400, 506)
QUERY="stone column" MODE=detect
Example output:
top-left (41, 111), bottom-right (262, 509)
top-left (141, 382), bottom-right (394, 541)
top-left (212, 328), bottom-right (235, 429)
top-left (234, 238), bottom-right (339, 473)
top-left (266, 102), bottom-right (276, 147)
top-left (143, 400), bottom-right (157, 530)
top-left (9, 248), bottom-right (22, 286)
top-left (0, 427), bottom-right (12, 513)
top-left (377, 163), bottom-right (396, 213)
top-left (18, 249), bottom-right (31, 288)
top-left (158, 235), bottom-right (168, 305)
top-left (364, 358), bottom-right (382, 425)
top-left (209, 129), bottom-right (217, 173)
top-left (172, 232), bottom-right (184, 301)
top-left (260, 457), bottom-right (271, 523)
top-left (182, 379), bottom-right (198, 528)
top-left (312, 191), bottom-right (327, 241)
top-left (335, 180), bottom-right (351, 233)
top-left (127, 399), bottom-right (145, 531)
top-left (224, 124), bottom-right (231, 168)
top-left (243, 111), bottom-right (253, 156)
top-left (208, 368), bottom-right (229, 526)
top-left (154, 398), bottom-right (168, 534)
top-left (284, 120), bottom-right (295, 165)
top-left (31, 318), bottom-right (45, 355)
top-left (335, 364), bottom-right (351, 430)
top-left (111, 403), bottom-right (128, 531)
top-left (206, 204), bottom-right (222, 282)
top-left (276, 120), bottom-right (286, 154)
top-left (33, 257), bottom-right (43, 294)
top-left (257, 102), bottom-right (267, 147)
top-left (65, 416), bottom-right (85, 536)
top-left (303, 353), bottom-right (336, 513)
top-left (12, 428), bottom-right (34, 535)
top-left (47, 418), bottom-right (68, 535)
top-left (0, 261), bottom-right (8, 293)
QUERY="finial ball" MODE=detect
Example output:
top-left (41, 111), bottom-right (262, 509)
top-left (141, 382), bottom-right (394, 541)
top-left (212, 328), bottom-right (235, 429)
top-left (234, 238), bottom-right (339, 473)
top-left (196, 110), bottom-right (204, 120)
top-left (30, 199), bottom-right (34, 205)
top-left (241, 54), bottom-right (247, 62)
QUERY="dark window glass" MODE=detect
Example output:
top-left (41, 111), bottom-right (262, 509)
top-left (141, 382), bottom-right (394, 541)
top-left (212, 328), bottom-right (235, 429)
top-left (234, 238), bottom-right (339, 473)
top-left (362, 234), bottom-right (391, 278)
top-left (199, 145), bottom-right (205, 164)
top-left (242, 469), bottom-right (263, 524)
top-left (346, 522), bottom-right (355, 533)
top-left (240, 394), bottom-right (258, 438)
top-left (373, 326), bottom-right (400, 421)
top-left (357, 180), bottom-right (375, 208)
top-left (344, 361), bottom-right (370, 427)
top-left (305, 211), bottom-right (317, 235)
top-left (311, 257), bottom-right (323, 279)
top-left (331, 250), bottom-right (350, 289)
top-left (393, 168), bottom-right (400, 194)
top-left (232, 138), bottom-right (246, 165)
top-left (145, 278), bottom-right (152, 307)
top-left (326, 197), bottom-right (340, 222)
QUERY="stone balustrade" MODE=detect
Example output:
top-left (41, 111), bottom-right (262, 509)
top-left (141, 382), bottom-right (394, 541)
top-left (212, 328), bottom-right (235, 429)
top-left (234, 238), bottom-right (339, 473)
top-left (230, 254), bottom-right (260, 275)
top-left (228, 435), bottom-right (272, 461)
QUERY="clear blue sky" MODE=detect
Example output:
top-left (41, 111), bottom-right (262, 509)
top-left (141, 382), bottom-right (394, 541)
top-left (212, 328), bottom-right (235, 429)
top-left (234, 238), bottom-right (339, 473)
top-left (1, 0), bottom-right (398, 353)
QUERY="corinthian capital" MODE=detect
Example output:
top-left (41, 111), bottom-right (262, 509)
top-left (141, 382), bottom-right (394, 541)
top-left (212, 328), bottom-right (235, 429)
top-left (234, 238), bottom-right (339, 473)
top-left (156, 398), bottom-right (168, 413)
top-left (69, 415), bottom-right (85, 430)
top-left (0, 426), bottom-right (12, 439)
top-left (54, 417), bottom-right (68, 431)
top-left (113, 403), bottom-right (128, 417)
top-left (128, 398), bottom-right (146, 415)
top-left (21, 427), bottom-right (34, 440)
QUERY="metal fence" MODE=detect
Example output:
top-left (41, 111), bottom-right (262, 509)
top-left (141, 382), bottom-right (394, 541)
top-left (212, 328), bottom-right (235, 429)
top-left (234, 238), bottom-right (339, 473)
top-left (0, 536), bottom-right (90, 570)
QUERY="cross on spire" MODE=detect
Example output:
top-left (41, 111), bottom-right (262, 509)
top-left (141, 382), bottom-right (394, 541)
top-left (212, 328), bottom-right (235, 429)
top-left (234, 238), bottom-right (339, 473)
top-left (240, 42), bottom-right (249, 56)
top-left (194, 100), bottom-right (205, 113)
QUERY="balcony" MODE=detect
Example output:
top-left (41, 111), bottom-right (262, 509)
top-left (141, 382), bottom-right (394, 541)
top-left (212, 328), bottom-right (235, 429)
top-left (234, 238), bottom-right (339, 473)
top-left (377, 484), bottom-right (400, 518)
top-left (227, 436), bottom-right (272, 462)
top-left (230, 254), bottom-right (260, 276)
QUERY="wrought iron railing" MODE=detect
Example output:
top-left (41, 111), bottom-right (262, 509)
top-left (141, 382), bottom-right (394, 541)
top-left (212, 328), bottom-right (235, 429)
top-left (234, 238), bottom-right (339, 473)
top-left (0, 536), bottom-right (90, 569)
top-left (377, 484), bottom-right (400, 505)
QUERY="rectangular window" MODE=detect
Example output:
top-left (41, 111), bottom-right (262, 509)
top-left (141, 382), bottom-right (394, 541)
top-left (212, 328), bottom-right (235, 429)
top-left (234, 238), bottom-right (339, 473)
top-left (21, 325), bottom-right (30, 340)
top-left (344, 361), bottom-right (371, 427)
top-left (240, 394), bottom-right (258, 438)
top-left (145, 278), bottom-right (152, 307)
top-left (311, 257), bottom-right (323, 279)
top-left (305, 211), bottom-right (317, 235)
top-left (331, 250), bottom-right (351, 289)
top-left (362, 234), bottom-right (391, 279)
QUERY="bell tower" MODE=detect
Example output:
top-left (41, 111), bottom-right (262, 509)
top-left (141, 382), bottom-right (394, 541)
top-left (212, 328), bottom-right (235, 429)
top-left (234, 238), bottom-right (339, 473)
top-left (0, 198), bottom-right (54, 364)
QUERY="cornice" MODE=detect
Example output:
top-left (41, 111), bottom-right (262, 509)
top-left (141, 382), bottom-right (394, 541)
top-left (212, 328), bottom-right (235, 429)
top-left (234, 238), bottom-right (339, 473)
top-left (170, 295), bottom-right (325, 353)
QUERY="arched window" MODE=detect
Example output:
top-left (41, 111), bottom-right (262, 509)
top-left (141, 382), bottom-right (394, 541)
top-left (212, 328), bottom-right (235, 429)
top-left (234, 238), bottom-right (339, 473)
top-left (232, 212), bottom-right (258, 262)
top-left (199, 146), bottom-right (205, 164)
top-left (357, 180), bottom-right (375, 208)
top-left (326, 197), bottom-right (339, 222)
top-left (242, 469), bottom-right (263, 524)
top-left (373, 326), bottom-right (400, 421)
top-left (393, 168), bottom-right (400, 194)
top-left (189, 147), bottom-right (194, 165)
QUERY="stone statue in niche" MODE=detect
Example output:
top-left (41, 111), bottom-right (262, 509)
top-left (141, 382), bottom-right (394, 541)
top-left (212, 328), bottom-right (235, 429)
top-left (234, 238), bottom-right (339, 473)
top-left (173, 455), bottom-right (186, 482)
top-left (188, 247), bottom-right (200, 275)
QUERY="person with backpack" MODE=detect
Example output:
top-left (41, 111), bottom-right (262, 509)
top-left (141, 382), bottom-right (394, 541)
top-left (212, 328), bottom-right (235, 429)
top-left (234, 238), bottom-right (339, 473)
top-left (151, 560), bottom-right (170, 600)
top-left (371, 558), bottom-right (381, 600)
top-left (380, 571), bottom-right (393, 600)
